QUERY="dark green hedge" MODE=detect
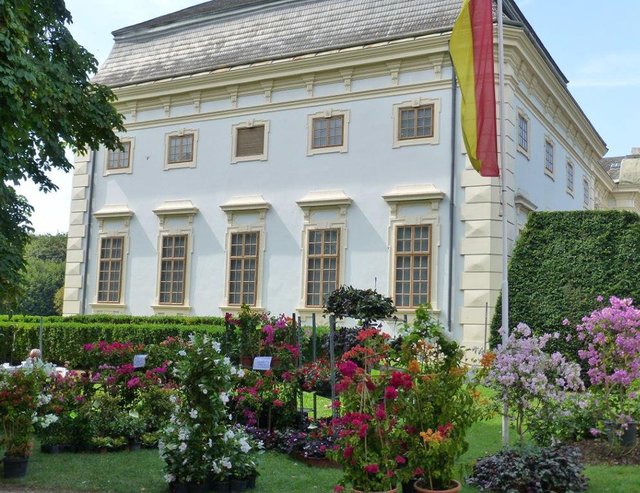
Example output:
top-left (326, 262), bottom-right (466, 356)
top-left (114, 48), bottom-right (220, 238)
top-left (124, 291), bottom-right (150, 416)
top-left (0, 319), bottom-right (225, 366)
top-left (0, 313), bottom-right (225, 325)
top-left (490, 210), bottom-right (640, 361)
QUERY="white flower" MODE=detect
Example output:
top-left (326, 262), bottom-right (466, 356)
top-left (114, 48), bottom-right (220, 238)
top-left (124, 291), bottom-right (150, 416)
top-left (223, 430), bottom-right (235, 442)
top-left (239, 438), bottom-right (251, 453)
top-left (237, 369), bottom-right (245, 378)
top-left (189, 409), bottom-right (198, 419)
top-left (223, 357), bottom-right (231, 366)
top-left (179, 442), bottom-right (188, 453)
top-left (212, 341), bottom-right (221, 352)
top-left (178, 428), bottom-right (190, 441)
top-left (178, 350), bottom-right (187, 357)
top-left (221, 457), bottom-right (232, 469)
top-left (164, 473), bottom-right (176, 483)
top-left (219, 392), bottom-right (229, 404)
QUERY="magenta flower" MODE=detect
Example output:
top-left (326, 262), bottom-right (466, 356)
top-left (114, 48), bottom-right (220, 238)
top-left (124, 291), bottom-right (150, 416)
top-left (364, 463), bottom-right (379, 474)
top-left (338, 360), bottom-right (358, 378)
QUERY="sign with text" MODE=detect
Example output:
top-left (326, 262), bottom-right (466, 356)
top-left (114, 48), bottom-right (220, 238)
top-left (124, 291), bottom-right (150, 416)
top-left (252, 356), bottom-right (272, 371)
top-left (133, 354), bottom-right (147, 368)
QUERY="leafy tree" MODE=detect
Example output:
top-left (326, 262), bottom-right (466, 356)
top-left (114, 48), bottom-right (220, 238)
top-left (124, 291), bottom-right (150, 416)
top-left (0, 0), bottom-right (124, 308)
top-left (14, 234), bottom-right (67, 316)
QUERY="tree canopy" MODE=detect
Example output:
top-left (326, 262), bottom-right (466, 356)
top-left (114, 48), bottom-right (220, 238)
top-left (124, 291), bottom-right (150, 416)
top-left (0, 0), bottom-right (125, 308)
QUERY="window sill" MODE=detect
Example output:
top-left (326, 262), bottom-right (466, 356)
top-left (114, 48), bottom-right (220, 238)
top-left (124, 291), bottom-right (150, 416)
top-left (151, 304), bottom-right (192, 314)
top-left (544, 169), bottom-right (555, 180)
top-left (392, 137), bottom-right (438, 149)
top-left (90, 302), bottom-right (127, 313)
top-left (516, 147), bottom-right (530, 160)
top-left (163, 161), bottom-right (196, 170)
top-left (231, 155), bottom-right (268, 164)
top-left (104, 168), bottom-right (132, 176)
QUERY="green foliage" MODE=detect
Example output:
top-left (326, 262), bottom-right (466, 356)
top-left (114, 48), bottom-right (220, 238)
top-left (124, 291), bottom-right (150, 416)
top-left (11, 234), bottom-right (67, 316)
top-left (324, 285), bottom-right (396, 323)
top-left (491, 210), bottom-right (640, 361)
top-left (0, 317), bottom-right (225, 367)
top-left (0, 0), bottom-right (124, 305)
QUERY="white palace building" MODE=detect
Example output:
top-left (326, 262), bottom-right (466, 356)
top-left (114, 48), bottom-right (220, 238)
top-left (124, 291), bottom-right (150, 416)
top-left (63, 0), bottom-right (640, 349)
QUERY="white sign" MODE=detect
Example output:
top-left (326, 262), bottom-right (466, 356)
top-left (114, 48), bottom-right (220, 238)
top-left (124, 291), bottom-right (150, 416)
top-left (133, 354), bottom-right (147, 368)
top-left (252, 356), bottom-right (272, 371)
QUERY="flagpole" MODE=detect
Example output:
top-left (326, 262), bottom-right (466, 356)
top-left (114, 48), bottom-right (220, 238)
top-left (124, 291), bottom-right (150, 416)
top-left (497, 0), bottom-right (510, 447)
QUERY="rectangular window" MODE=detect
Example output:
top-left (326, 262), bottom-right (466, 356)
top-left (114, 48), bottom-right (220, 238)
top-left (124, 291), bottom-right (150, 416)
top-left (312, 116), bottom-right (344, 149)
top-left (306, 229), bottom-right (339, 307)
top-left (544, 140), bottom-right (554, 174)
top-left (159, 235), bottom-right (187, 305)
top-left (567, 162), bottom-right (574, 191)
top-left (399, 105), bottom-right (434, 140)
top-left (107, 141), bottom-right (131, 170)
top-left (583, 178), bottom-right (590, 206)
top-left (236, 126), bottom-right (265, 158)
top-left (168, 134), bottom-right (194, 164)
top-left (228, 232), bottom-right (259, 306)
top-left (518, 114), bottom-right (528, 152)
top-left (394, 225), bottom-right (430, 308)
top-left (97, 237), bottom-right (124, 303)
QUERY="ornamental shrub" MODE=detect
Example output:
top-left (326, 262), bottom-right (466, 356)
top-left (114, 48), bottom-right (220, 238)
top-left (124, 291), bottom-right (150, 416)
top-left (467, 445), bottom-right (588, 493)
top-left (490, 210), bottom-right (640, 362)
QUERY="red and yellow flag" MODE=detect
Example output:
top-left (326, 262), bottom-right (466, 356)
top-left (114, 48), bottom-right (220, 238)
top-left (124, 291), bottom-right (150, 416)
top-left (450, 0), bottom-right (499, 177)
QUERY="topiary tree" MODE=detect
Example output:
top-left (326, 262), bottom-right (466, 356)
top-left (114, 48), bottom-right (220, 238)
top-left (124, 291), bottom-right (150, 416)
top-left (324, 285), bottom-right (396, 325)
top-left (491, 210), bottom-right (640, 363)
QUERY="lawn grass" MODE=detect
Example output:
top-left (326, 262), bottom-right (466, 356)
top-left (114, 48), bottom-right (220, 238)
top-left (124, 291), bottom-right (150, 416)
top-left (2, 417), bottom-right (639, 492)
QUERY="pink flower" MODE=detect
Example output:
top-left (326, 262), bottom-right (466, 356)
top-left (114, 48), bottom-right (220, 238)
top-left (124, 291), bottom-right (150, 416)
top-left (364, 464), bottom-right (379, 474)
top-left (338, 360), bottom-right (359, 378)
top-left (272, 399), bottom-right (284, 408)
top-left (334, 486), bottom-right (345, 493)
top-left (343, 446), bottom-right (353, 459)
top-left (395, 455), bottom-right (407, 465)
top-left (413, 467), bottom-right (424, 477)
top-left (127, 376), bottom-right (141, 388)
top-left (375, 404), bottom-right (386, 421)
top-left (262, 325), bottom-right (275, 345)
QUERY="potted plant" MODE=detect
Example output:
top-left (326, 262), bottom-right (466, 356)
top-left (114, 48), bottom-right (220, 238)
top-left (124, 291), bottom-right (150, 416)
top-left (329, 328), bottom-right (404, 493)
top-left (0, 364), bottom-right (50, 478)
top-left (575, 296), bottom-right (640, 447)
top-left (395, 306), bottom-right (494, 493)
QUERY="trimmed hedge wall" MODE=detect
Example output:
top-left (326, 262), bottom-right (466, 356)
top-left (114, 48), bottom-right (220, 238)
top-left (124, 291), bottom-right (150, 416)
top-left (0, 317), bottom-right (226, 367)
top-left (490, 210), bottom-right (640, 361)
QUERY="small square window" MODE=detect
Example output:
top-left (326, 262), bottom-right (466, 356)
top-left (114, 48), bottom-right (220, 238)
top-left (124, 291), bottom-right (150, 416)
top-left (107, 142), bottom-right (131, 170)
top-left (399, 105), bottom-right (434, 140)
top-left (544, 140), bottom-right (554, 174)
top-left (168, 134), bottom-right (194, 164)
top-left (312, 116), bottom-right (344, 149)
top-left (232, 121), bottom-right (269, 163)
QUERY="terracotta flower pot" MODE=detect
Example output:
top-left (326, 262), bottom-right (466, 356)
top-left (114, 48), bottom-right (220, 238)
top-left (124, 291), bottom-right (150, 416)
top-left (413, 479), bottom-right (461, 493)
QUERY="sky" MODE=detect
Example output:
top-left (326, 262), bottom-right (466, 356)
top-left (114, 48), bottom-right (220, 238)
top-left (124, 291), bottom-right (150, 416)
top-left (19, 0), bottom-right (640, 234)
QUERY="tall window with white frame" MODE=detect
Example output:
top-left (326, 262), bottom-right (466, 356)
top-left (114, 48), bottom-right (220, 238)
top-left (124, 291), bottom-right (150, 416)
top-left (395, 225), bottom-right (431, 308)
top-left (97, 237), bottom-right (124, 303)
top-left (567, 162), bottom-right (574, 192)
top-left (517, 113), bottom-right (528, 153)
top-left (228, 232), bottom-right (259, 306)
top-left (312, 115), bottom-right (344, 149)
top-left (107, 142), bottom-right (131, 171)
top-left (544, 139), bottom-right (554, 174)
top-left (306, 229), bottom-right (339, 307)
top-left (159, 234), bottom-right (187, 305)
top-left (399, 105), bottom-right (434, 140)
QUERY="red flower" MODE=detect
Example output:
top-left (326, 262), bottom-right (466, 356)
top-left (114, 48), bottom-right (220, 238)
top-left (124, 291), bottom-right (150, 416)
top-left (384, 386), bottom-right (399, 400)
top-left (272, 399), bottom-right (284, 407)
top-left (413, 467), bottom-right (424, 477)
top-left (334, 486), bottom-right (345, 493)
top-left (338, 360), bottom-right (359, 378)
top-left (395, 455), bottom-right (407, 465)
top-left (364, 464), bottom-right (379, 474)
top-left (343, 446), bottom-right (354, 459)
top-left (438, 423), bottom-right (454, 437)
top-left (390, 371), bottom-right (412, 390)
top-left (358, 423), bottom-right (369, 438)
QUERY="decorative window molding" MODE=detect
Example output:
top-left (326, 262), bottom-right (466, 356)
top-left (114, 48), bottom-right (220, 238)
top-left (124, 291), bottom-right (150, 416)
top-left (164, 129), bottom-right (198, 170)
top-left (383, 184), bottom-right (443, 312)
top-left (516, 111), bottom-right (529, 158)
top-left (296, 190), bottom-right (352, 310)
top-left (219, 195), bottom-right (270, 311)
top-left (307, 109), bottom-right (350, 156)
top-left (90, 205), bottom-right (134, 313)
top-left (544, 137), bottom-right (554, 178)
top-left (514, 190), bottom-right (538, 235)
top-left (566, 161), bottom-right (575, 196)
top-left (151, 200), bottom-right (198, 313)
top-left (104, 138), bottom-right (134, 175)
top-left (231, 120), bottom-right (270, 163)
top-left (392, 98), bottom-right (440, 148)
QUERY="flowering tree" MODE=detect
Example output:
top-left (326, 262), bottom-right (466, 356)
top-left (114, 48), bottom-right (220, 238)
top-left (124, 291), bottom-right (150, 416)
top-left (486, 323), bottom-right (584, 444)
top-left (576, 296), bottom-right (640, 427)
